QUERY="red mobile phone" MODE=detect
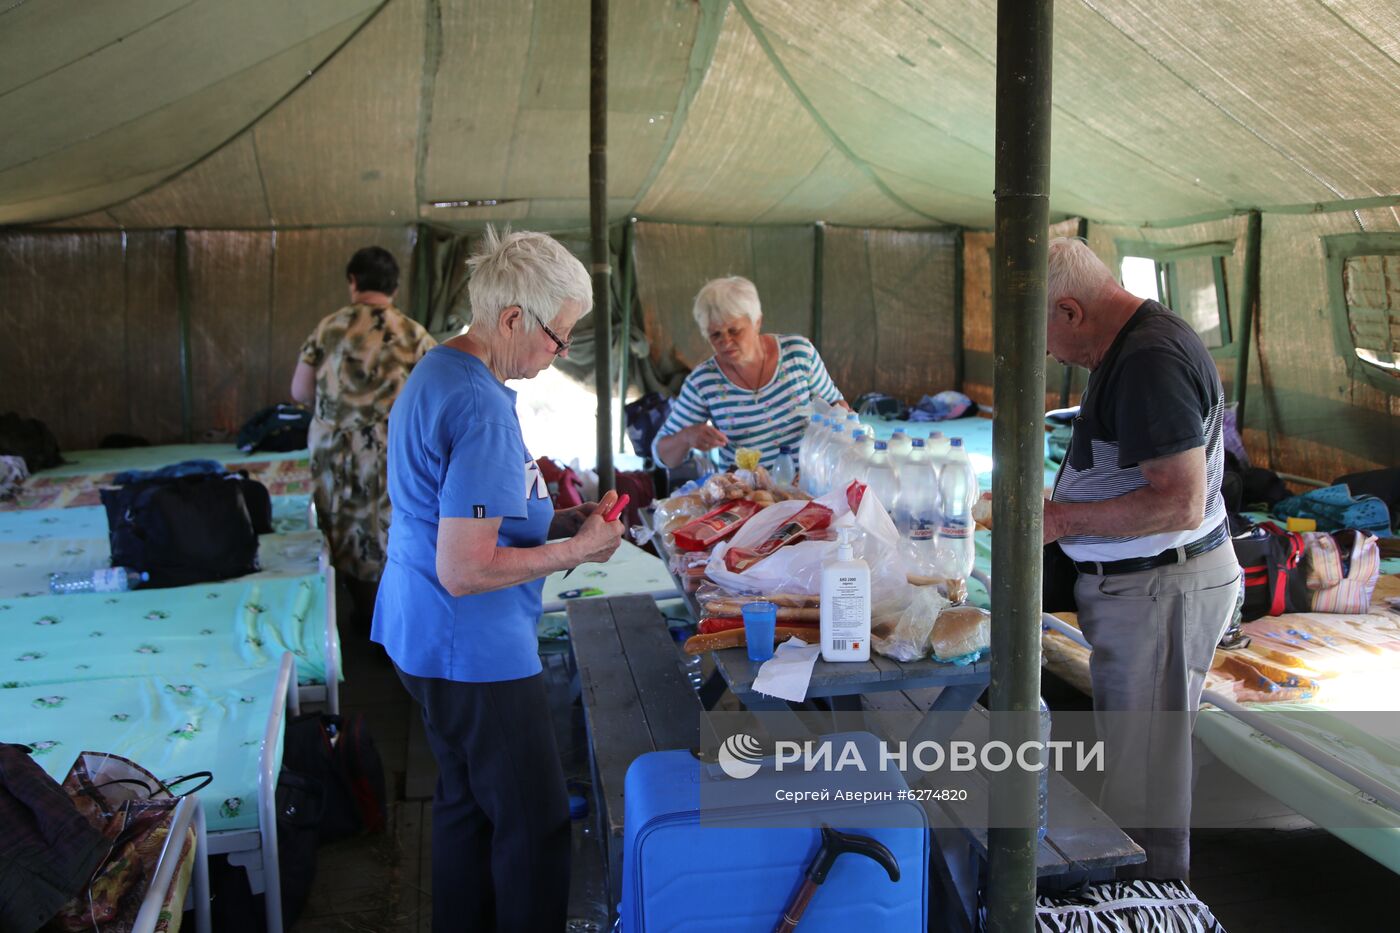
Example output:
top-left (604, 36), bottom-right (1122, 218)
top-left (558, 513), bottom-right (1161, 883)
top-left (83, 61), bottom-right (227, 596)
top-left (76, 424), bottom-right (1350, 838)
top-left (604, 493), bottom-right (630, 522)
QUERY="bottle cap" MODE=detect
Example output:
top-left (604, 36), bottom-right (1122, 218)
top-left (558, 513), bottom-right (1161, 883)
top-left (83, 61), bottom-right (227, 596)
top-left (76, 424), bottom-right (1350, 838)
top-left (874, 440), bottom-right (888, 450)
top-left (891, 429), bottom-right (907, 437)
top-left (780, 446), bottom-right (793, 455)
top-left (851, 429), bottom-right (864, 439)
top-left (951, 437), bottom-right (964, 447)
top-left (911, 438), bottom-right (925, 447)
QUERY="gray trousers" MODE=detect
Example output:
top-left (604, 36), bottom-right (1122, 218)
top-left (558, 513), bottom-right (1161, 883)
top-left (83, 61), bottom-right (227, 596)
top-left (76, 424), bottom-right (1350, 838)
top-left (1076, 539), bottom-right (1241, 881)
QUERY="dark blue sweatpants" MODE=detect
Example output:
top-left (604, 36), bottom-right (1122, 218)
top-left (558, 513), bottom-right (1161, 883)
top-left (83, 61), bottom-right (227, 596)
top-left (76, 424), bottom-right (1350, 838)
top-left (396, 666), bottom-right (570, 932)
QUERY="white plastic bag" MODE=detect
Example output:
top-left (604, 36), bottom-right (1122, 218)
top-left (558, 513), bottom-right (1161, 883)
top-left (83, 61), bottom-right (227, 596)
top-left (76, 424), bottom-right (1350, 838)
top-left (872, 585), bottom-right (950, 662)
top-left (706, 484), bottom-right (913, 601)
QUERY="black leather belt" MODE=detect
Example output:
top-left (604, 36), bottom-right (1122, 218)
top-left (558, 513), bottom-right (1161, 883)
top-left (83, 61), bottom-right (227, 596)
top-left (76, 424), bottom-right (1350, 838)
top-left (1073, 522), bottom-right (1228, 576)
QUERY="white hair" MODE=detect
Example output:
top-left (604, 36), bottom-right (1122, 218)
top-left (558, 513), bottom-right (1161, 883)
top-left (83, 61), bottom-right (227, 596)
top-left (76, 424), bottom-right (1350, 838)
top-left (467, 227), bottom-right (593, 331)
top-left (1046, 237), bottom-right (1115, 305)
top-left (692, 276), bottom-right (762, 333)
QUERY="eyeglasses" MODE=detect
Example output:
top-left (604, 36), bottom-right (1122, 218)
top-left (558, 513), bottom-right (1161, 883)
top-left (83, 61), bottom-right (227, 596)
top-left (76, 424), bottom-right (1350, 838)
top-left (525, 307), bottom-right (570, 355)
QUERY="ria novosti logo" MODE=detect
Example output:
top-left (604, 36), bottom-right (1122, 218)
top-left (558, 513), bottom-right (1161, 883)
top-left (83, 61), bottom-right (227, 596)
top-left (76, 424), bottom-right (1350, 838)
top-left (717, 733), bottom-right (765, 779)
top-left (714, 732), bottom-right (1103, 780)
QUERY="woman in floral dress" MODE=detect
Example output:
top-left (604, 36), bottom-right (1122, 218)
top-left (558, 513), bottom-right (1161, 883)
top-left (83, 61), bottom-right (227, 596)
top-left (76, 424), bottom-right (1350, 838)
top-left (291, 246), bottom-right (436, 626)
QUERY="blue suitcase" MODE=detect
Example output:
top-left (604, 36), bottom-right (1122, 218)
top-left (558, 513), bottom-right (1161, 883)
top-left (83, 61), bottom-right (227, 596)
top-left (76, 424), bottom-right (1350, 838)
top-left (619, 732), bottom-right (929, 931)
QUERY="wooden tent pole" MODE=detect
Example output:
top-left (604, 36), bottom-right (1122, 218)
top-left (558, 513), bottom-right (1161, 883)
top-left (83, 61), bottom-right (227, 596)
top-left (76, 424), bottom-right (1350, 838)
top-left (590, 0), bottom-right (615, 492)
top-left (988, 0), bottom-right (1054, 928)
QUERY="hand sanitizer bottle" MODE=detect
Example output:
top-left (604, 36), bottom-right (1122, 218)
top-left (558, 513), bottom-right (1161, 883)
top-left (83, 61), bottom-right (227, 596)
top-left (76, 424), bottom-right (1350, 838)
top-left (820, 526), bottom-right (871, 662)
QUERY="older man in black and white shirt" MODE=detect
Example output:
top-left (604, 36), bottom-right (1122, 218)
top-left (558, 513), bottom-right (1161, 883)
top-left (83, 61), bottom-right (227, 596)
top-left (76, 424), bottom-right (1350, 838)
top-left (1043, 238), bottom-right (1242, 881)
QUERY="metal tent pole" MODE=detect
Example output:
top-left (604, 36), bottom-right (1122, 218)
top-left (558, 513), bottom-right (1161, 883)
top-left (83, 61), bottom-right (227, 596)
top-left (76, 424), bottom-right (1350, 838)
top-left (590, 0), bottom-right (615, 492)
top-left (617, 217), bottom-right (636, 454)
top-left (988, 0), bottom-right (1054, 929)
top-left (1234, 210), bottom-right (1262, 420)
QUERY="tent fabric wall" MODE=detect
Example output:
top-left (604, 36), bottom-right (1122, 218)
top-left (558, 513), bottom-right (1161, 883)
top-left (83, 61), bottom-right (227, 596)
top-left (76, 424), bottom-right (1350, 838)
top-left (633, 221), bottom-right (959, 404)
top-left (14, 0), bottom-right (1399, 233)
top-left (0, 227), bottom-right (416, 450)
top-left (1090, 213), bottom-right (1399, 482)
top-left (819, 226), bottom-right (959, 402)
top-left (961, 219), bottom-right (1084, 412)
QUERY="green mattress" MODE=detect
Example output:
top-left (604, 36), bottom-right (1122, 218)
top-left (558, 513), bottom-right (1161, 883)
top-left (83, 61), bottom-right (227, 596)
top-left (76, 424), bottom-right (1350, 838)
top-left (0, 571), bottom-right (338, 688)
top-left (1, 664), bottom-right (285, 834)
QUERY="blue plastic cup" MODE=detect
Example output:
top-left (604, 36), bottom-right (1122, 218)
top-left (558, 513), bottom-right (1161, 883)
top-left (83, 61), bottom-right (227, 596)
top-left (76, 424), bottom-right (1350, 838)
top-left (742, 601), bottom-right (778, 662)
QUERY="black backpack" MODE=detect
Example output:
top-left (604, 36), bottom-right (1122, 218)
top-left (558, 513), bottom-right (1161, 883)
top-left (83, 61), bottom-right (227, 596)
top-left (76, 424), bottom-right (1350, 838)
top-left (100, 473), bottom-right (261, 588)
top-left (1231, 521), bottom-right (1310, 621)
top-left (280, 712), bottom-right (387, 844)
top-left (236, 404), bottom-right (311, 454)
top-left (0, 411), bottom-right (63, 473)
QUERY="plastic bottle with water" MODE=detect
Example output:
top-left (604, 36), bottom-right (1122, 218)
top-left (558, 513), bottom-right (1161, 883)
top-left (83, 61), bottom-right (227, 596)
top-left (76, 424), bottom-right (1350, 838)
top-left (833, 428), bottom-right (874, 493)
top-left (886, 429), bottom-right (914, 468)
top-left (808, 417), bottom-right (839, 494)
top-left (935, 438), bottom-right (978, 580)
top-left (863, 441), bottom-right (900, 517)
top-left (797, 417), bottom-right (822, 492)
top-left (771, 446), bottom-right (797, 489)
top-left (821, 427), bottom-right (856, 494)
top-left (895, 438), bottom-right (942, 576)
top-left (49, 567), bottom-right (149, 595)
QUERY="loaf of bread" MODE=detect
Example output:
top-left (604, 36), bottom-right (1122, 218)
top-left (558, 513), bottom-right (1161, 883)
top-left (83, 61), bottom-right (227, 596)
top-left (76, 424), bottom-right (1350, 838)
top-left (931, 606), bottom-right (991, 662)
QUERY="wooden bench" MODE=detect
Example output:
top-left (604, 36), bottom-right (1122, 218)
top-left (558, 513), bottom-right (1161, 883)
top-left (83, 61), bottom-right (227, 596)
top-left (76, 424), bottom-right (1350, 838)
top-left (566, 594), bottom-right (704, 908)
top-left (861, 689), bottom-right (1144, 933)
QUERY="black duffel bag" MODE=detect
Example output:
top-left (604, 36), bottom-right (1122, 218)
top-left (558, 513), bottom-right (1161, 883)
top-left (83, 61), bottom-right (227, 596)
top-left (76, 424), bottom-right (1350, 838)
top-left (100, 473), bottom-right (261, 588)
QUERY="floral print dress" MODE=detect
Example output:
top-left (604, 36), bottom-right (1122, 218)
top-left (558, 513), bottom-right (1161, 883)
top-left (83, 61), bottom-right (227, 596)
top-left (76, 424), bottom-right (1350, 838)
top-left (299, 303), bottom-right (435, 581)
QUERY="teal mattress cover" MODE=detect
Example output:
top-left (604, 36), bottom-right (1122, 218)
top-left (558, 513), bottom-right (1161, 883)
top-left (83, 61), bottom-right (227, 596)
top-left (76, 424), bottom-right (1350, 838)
top-left (2, 664), bottom-right (284, 834)
top-left (0, 494), bottom-right (312, 543)
top-left (36, 444), bottom-right (309, 479)
top-left (0, 571), bottom-right (338, 688)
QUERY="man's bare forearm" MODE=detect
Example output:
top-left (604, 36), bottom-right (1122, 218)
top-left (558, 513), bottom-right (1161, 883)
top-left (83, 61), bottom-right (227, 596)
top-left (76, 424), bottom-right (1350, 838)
top-left (1045, 485), bottom-right (1200, 543)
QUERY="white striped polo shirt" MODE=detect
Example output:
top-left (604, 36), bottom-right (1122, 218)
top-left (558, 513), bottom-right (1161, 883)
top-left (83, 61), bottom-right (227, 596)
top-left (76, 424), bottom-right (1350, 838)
top-left (653, 334), bottom-right (844, 468)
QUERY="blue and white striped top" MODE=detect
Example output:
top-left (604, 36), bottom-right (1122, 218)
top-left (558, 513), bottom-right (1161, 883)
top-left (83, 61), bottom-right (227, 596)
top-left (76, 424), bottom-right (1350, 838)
top-left (653, 334), bottom-right (844, 468)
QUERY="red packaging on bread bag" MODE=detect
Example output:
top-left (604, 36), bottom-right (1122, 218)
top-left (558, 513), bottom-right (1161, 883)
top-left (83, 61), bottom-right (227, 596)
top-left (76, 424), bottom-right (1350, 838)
top-left (672, 499), bottom-right (763, 552)
top-left (723, 501), bottom-right (833, 573)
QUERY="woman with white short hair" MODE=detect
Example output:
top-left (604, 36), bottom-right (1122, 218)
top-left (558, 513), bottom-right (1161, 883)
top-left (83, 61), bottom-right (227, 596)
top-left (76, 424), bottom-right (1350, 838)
top-left (653, 275), bottom-right (848, 469)
top-left (374, 228), bottom-right (624, 931)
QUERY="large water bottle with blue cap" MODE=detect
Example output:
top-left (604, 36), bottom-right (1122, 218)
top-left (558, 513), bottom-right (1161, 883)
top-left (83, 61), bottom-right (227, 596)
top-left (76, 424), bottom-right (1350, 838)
top-left (895, 438), bottom-right (941, 576)
top-left (935, 438), bottom-right (977, 580)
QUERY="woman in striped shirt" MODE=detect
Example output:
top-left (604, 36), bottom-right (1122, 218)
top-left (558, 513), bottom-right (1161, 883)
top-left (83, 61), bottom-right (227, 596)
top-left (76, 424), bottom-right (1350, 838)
top-left (653, 276), bottom-right (848, 469)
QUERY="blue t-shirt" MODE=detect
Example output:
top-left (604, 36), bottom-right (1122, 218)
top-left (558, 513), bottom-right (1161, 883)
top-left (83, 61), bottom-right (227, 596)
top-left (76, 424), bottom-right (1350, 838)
top-left (372, 346), bottom-right (555, 682)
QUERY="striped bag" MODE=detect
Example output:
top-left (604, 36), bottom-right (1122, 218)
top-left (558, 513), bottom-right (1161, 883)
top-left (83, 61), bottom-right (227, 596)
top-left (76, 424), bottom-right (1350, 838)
top-left (982, 879), bottom-right (1225, 932)
top-left (1304, 530), bottom-right (1380, 614)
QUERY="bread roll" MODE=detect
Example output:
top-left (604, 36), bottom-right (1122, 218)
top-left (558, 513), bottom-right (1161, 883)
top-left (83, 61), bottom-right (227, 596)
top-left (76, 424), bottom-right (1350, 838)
top-left (972, 496), bottom-right (993, 529)
top-left (931, 606), bottom-right (991, 662)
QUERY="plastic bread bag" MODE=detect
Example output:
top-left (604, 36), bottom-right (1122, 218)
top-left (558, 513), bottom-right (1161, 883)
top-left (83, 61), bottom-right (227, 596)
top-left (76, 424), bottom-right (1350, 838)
top-left (872, 584), bottom-right (951, 662)
top-left (696, 580), bottom-right (822, 622)
top-left (672, 499), bottom-right (764, 552)
top-left (706, 481), bottom-right (914, 600)
top-left (643, 492), bottom-right (708, 548)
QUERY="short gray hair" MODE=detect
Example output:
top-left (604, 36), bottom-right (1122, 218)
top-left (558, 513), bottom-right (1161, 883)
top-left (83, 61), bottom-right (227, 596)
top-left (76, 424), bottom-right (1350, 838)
top-left (692, 276), bottom-right (762, 333)
top-left (467, 227), bottom-right (593, 331)
top-left (1046, 237), bottom-right (1115, 305)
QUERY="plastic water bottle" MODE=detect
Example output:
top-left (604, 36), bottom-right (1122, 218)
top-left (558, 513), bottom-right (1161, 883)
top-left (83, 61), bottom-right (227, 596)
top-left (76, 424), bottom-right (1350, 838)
top-left (771, 447), bottom-right (797, 488)
top-left (797, 417), bottom-right (821, 492)
top-left (823, 425), bottom-right (856, 490)
top-left (863, 441), bottom-right (900, 518)
top-left (49, 567), bottom-right (149, 595)
top-left (887, 429), bottom-right (914, 468)
top-left (895, 438), bottom-right (942, 576)
top-left (926, 431), bottom-right (951, 469)
top-left (935, 438), bottom-right (977, 580)
top-left (834, 428), bottom-right (874, 492)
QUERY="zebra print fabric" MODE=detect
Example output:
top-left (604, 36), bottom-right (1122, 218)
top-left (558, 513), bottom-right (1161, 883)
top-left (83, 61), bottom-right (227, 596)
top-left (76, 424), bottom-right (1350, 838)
top-left (980, 879), bottom-right (1226, 932)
